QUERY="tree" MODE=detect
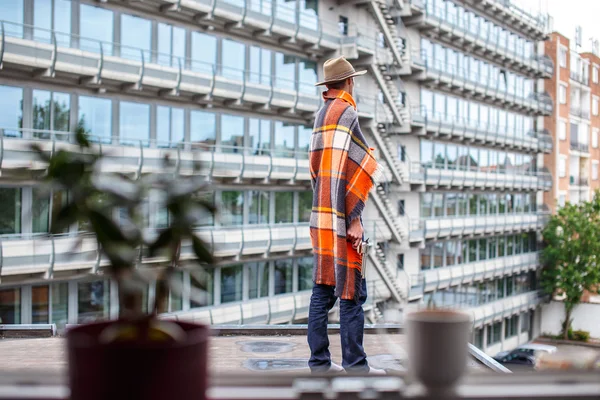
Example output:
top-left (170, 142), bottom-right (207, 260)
top-left (541, 192), bottom-right (600, 339)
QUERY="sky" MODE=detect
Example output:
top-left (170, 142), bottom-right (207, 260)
top-left (517, 0), bottom-right (600, 52)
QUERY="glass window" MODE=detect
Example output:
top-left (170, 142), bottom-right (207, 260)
top-left (421, 243), bottom-right (432, 270)
top-left (274, 259), bottom-right (293, 294)
top-left (51, 282), bottom-right (69, 328)
top-left (120, 14), bottom-right (151, 61)
top-left (469, 194), bottom-right (478, 215)
top-left (421, 140), bottom-right (434, 168)
top-left (434, 142), bottom-right (446, 168)
top-left (478, 239), bottom-right (487, 260)
top-left (299, 60), bottom-right (317, 94)
top-left (248, 190), bottom-right (269, 224)
top-left (498, 236), bottom-right (505, 257)
top-left (249, 46), bottom-right (272, 85)
top-left (433, 193), bottom-right (444, 217)
top-left (298, 126), bottom-right (311, 158)
top-left (497, 278), bottom-right (505, 299)
top-left (221, 265), bottom-right (243, 303)
top-left (119, 102), bottom-right (150, 146)
top-left (468, 240), bottom-right (477, 262)
top-left (221, 114), bottom-right (245, 153)
top-left (506, 276), bottom-right (514, 296)
top-left (248, 118), bottom-right (271, 155)
top-left (32, 89), bottom-right (51, 132)
top-left (31, 285), bottom-right (49, 324)
top-left (432, 242), bottom-right (444, 268)
top-left (421, 193), bottom-right (433, 218)
top-left (275, 192), bottom-right (293, 223)
top-left (275, 52), bottom-right (296, 91)
top-left (221, 191), bottom-right (244, 226)
top-left (0, 85), bottom-right (24, 137)
top-left (157, 23), bottom-right (185, 67)
top-left (248, 262), bottom-right (269, 299)
top-left (0, 288), bottom-right (21, 324)
top-left (298, 257), bottom-right (313, 291)
top-left (221, 39), bottom-right (245, 80)
top-left (447, 144), bottom-right (457, 170)
top-left (80, 4), bottom-right (114, 55)
top-left (457, 193), bottom-right (468, 216)
top-left (32, 187), bottom-right (50, 233)
top-left (506, 235), bottom-right (514, 255)
top-left (0, 188), bottom-right (21, 234)
top-left (190, 268), bottom-right (214, 308)
top-left (446, 193), bottom-right (456, 216)
top-left (78, 96), bottom-right (112, 144)
top-left (446, 241), bottom-right (457, 266)
top-left (156, 106), bottom-right (184, 147)
top-left (298, 191), bottom-right (312, 222)
top-left (488, 237), bottom-right (497, 259)
top-left (191, 32), bottom-right (217, 74)
top-left (274, 122), bottom-right (295, 157)
top-left (77, 280), bottom-right (110, 323)
top-left (190, 110), bottom-right (216, 148)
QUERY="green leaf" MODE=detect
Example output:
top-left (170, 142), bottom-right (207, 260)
top-left (51, 202), bottom-right (80, 234)
top-left (88, 209), bottom-right (128, 248)
top-left (148, 228), bottom-right (174, 257)
top-left (75, 126), bottom-right (91, 148)
top-left (191, 234), bottom-right (213, 264)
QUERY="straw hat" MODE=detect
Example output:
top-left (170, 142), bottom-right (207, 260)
top-left (314, 56), bottom-right (367, 86)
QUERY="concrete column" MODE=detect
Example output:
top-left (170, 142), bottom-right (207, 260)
top-left (67, 280), bottom-right (78, 324)
top-left (21, 285), bottom-right (32, 324)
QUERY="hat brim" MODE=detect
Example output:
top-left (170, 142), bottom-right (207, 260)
top-left (314, 69), bottom-right (367, 86)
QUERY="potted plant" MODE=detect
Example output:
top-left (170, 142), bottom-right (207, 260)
top-left (32, 131), bottom-right (214, 400)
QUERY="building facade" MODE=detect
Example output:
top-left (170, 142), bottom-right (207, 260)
top-left (543, 31), bottom-right (600, 211)
top-left (0, 0), bottom-right (553, 355)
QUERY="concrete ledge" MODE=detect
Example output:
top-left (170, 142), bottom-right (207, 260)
top-left (0, 324), bottom-right (56, 339)
top-left (213, 324), bottom-right (403, 336)
top-left (536, 337), bottom-right (600, 349)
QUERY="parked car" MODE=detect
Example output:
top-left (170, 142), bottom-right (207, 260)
top-left (494, 343), bottom-right (557, 360)
top-left (494, 351), bottom-right (537, 367)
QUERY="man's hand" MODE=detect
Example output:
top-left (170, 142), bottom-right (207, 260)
top-left (347, 218), bottom-right (363, 249)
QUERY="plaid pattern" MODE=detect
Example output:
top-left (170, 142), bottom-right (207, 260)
top-left (309, 89), bottom-right (383, 301)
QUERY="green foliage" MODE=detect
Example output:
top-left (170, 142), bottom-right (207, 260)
top-left (541, 192), bottom-right (600, 338)
top-left (31, 131), bottom-right (215, 316)
top-left (571, 329), bottom-right (591, 342)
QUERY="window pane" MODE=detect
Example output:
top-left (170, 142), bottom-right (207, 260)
top-left (275, 192), bottom-right (293, 223)
top-left (78, 96), bottom-right (112, 144)
top-left (32, 187), bottom-right (50, 234)
top-left (298, 60), bottom-right (317, 94)
top-left (275, 53), bottom-right (296, 90)
top-left (191, 32), bottom-right (216, 74)
top-left (221, 191), bottom-right (244, 226)
top-left (191, 269), bottom-right (214, 307)
top-left (169, 270), bottom-right (183, 312)
top-left (119, 102), bottom-right (150, 146)
top-left (0, 188), bottom-right (21, 234)
top-left (298, 257), bottom-right (313, 291)
top-left (222, 39), bottom-right (245, 80)
top-left (0, 288), bottom-right (21, 324)
top-left (190, 111), bottom-right (216, 148)
top-left (274, 122), bottom-right (295, 157)
top-left (248, 191), bottom-right (269, 224)
top-left (274, 259), bottom-right (293, 294)
top-left (249, 47), bottom-right (272, 85)
top-left (156, 106), bottom-right (171, 146)
top-left (32, 89), bottom-right (51, 132)
top-left (298, 191), bottom-right (312, 222)
top-left (298, 126), bottom-right (311, 158)
top-left (51, 282), bottom-right (69, 328)
top-left (221, 114), bottom-right (244, 153)
top-left (120, 14), bottom-right (151, 61)
top-left (248, 262), bottom-right (269, 299)
top-left (53, 92), bottom-right (70, 132)
top-left (221, 265), bottom-right (243, 303)
top-left (32, 285), bottom-right (49, 324)
top-left (77, 280), bottom-right (110, 323)
top-left (249, 118), bottom-right (271, 155)
top-left (0, 85), bottom-right (24, 137)
top-left (80, 5), bottom-right (113, 55)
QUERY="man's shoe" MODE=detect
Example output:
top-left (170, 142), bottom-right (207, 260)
top-left (327, 362), bottom-right (345, 373)
top-left (368, 366), bottom-right (386, 375)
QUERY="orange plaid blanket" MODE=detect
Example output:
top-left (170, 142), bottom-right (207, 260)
top-left (309, 89), bottom-right (383, 301)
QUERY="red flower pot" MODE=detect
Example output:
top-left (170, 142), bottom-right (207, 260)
top-left (66, 320), bottom-right (209, 400)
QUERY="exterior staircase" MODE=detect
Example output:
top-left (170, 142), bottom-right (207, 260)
top-left (369, 0), bottom-right (406, 68)
top-left (369, 183), bottom-right (406, 244)
top-left (367, 243), bottom-right (405, 303)
top-left (366, 125), bottom-right (404, 185)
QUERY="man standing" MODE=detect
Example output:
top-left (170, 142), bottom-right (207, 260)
top-left (308, 56), bottom-right (385, 374)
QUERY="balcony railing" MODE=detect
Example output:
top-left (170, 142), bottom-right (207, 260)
top-left (411, 106), bottom-right (552, 153)
top-left (419, 58), bottom-right (551, 115)
top-left (570, 69), bottom-right (590, 85)
top-left (421, 164), bottom-right (551, 191)
top-left (409, 5), bottom-right (552, 77)
top-left (570, 176), bottom-right (590, 186)
top-left (570, 104), bottom-right (591, 119)
top-left (419, 210), bottom-right (550, 240)
top-left (570, 140), bottom-right (590, 153)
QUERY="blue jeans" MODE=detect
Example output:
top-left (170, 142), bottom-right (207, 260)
top-left (307, 279), bottom-right (368, 373)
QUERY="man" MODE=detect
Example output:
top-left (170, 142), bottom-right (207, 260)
top-left (308, 56), bottom-right (385, 374)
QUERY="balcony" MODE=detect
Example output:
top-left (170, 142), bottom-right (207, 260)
top-left (420, 252), bottom-right (540, 293)
top-left (570, 176), bottom-right (590, 187)
top-left (410, 107), bottom-right (553, 153)
top-left (570, 69), bottom-right (590, 86)
top-left (421, 210), bottom-right (550, 240)
top-left (421, 165), bottom-right (551, 191)
top-left (468, 290), bottom-right (545, 329)
top-left (402, 6), bottom-right (553, 78)
top-left (417, 59), bottom-right (552, 116)
top-left (569, 104), bottom-right (591, 120)
top-left (0, 21), bottom-right (322, 121)
top-left (0, 224), bottom-right (312, 280)
top-left (570, 139), bottom-right (590, 154)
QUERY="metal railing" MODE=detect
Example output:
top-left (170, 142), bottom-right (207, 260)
top-left (570, 69), bottom-right (590, 85)
top-left (570, 176), bottom-right (590, 186)
top-left (570, 139), bottom-right (590, 153)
